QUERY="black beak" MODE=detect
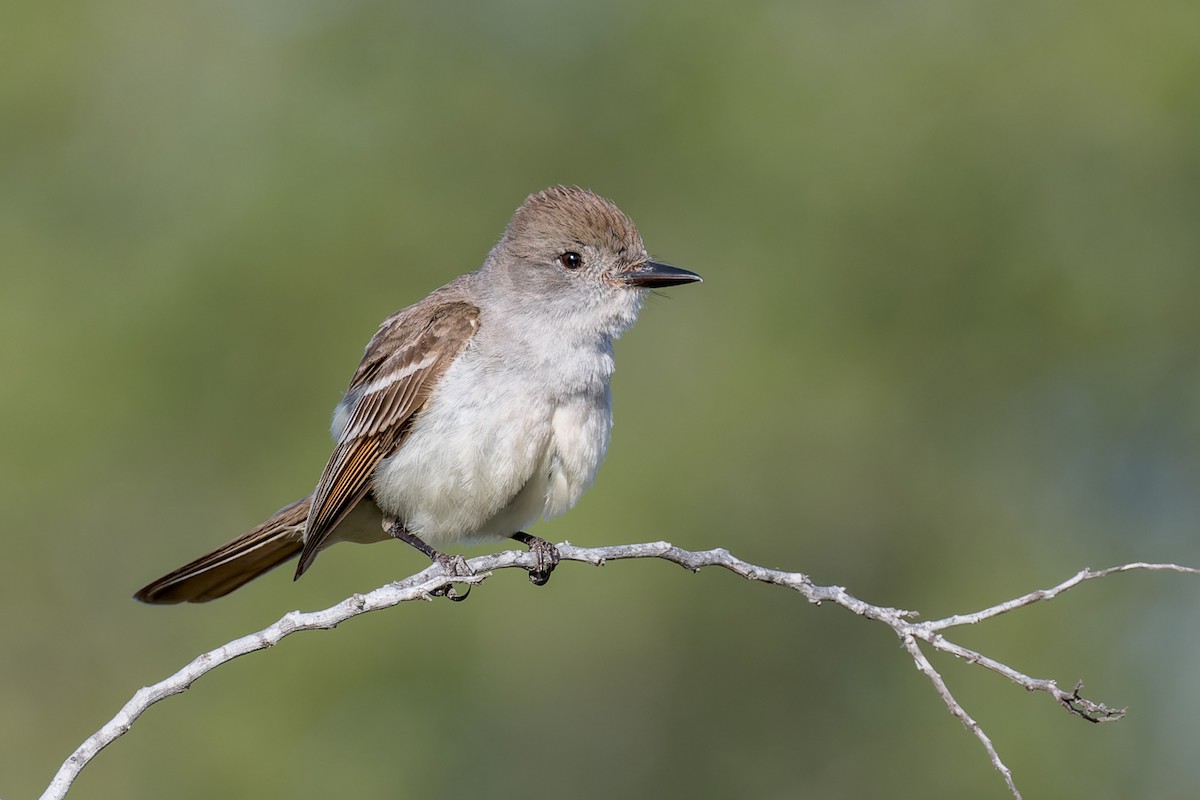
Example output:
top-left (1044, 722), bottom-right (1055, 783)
top-left (622, 261), bottom-right (703, 288)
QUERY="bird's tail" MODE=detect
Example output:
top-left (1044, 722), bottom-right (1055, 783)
top-left (134, 496), bottom-right (311, 604)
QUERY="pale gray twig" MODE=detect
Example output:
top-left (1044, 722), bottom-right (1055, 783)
top-left (925, 562), bottom-right (1200, 632)
top-left (902, 635), bottom-right (1022, 799)
top-left (39, 543), bottom-right (1199, 800)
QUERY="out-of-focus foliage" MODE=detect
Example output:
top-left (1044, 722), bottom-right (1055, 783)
top-left (4, 1), bottom-right (1199, 798)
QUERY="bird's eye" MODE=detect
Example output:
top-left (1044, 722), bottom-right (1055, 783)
top-left (559, 251), bottom-right (583, 270)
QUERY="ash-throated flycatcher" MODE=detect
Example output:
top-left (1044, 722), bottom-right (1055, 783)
top-left (135, 186), bottom-right (701, 604)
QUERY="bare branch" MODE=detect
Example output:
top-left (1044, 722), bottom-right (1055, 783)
top-left (39, 543), bottom-right (1200, 800)
top-left (925, 562), bottom-right (1200, 631)
top-left (902, 635), bottom-right (1022, 799)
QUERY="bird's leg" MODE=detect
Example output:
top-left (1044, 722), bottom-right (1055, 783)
top-left (387, 519), bottom-right (472, 601)
top-left (511, 531), bottom-right (560, 586)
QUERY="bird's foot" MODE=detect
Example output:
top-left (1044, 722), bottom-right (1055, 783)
top-left (511, 532), bottom-right (560, 586)
top-left (387, 519), bottom-right (474, 601)
top-left (432, 552), bottom-right (474, 602)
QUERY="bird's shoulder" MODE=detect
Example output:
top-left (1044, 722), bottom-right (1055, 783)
top-left (349, 279), bottom-right (481, 393)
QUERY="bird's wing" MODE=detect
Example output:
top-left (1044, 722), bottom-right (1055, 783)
top-left (295, 300), bottom-right (480, 576)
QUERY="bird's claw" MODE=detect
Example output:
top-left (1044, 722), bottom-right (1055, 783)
top-left (512, 532), bottom-right (560, 586)
top-left (433, 553), bottom-right (474, 601)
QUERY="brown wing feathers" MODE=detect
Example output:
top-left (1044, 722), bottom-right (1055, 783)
top-left (134, 301), bottom-right (480, 602)
top-left (295, 302), bottom-right (480, 576)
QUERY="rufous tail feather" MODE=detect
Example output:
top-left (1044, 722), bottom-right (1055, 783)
top-left (134, 496), bottom-right (311, 604)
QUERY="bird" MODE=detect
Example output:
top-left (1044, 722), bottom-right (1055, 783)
top-left (134, 186), bottom-right (701, 604)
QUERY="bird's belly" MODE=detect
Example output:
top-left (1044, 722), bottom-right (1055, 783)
top-left (369, 370), bottom-right (611, 548)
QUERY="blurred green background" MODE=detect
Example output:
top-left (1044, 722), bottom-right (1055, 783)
top-left (4, 1), bottom-right (1200, 798)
